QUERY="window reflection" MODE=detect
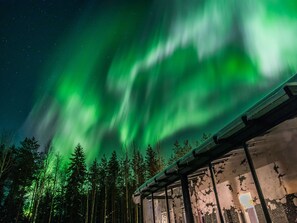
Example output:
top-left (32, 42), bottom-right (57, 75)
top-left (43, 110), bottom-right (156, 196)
top-left (247, 117), bottom-right (297, 223)
top-left (212, 149), bottom-right (265, 223)
top-left (153, 189), bottom-right (168, 223)
top-left (167, 181), bottom-right (186, 223)
top-left (143, 196), bottom-right (154, 223)
top-left (188, 168), bottom-right (220, 223)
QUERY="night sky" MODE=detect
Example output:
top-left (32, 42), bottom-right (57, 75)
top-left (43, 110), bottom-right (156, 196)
top-left (1, 0), bottom-right (297, 162)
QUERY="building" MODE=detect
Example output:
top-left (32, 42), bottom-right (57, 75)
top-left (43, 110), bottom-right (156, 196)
top-left (133, 75), bottom-right (297, 223)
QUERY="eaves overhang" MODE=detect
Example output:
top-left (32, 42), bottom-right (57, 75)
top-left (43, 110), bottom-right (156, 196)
top-left (134, 74), bottom-right (297, 199)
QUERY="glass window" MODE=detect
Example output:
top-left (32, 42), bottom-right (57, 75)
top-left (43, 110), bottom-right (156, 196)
top-left (143, 196), bottom-right (154, 223)
top-left (167, 181), bottom-right (186, 223)
top-left (166, 186), bottom-right (176, 223)
top-left (247, 117), bottom-right (297, 223)
top-left (153, 189), bottom-right (168, 223)
top-left (212, 149), bottom-right (266, 223)
top-left (188, 168), bottom-right (220, 223)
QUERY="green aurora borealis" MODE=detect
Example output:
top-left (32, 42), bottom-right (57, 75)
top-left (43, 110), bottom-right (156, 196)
top-left (23, 0), bottom-right (297, 162)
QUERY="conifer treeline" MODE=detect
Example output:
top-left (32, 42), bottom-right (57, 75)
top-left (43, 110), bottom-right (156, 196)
top-left (0, 133), bottom-right (209, 223)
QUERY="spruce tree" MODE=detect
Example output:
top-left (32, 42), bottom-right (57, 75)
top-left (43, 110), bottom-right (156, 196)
top-left (99, 155), bottom-right (108, 223)
top-left (168, 140), bottom-right (192, 165)
top-left (131, 147), bottom-right (145, 222)
top-left (131, 148), bottom-right (145, 188)
top-left (145, 145), bottom-right (158, 180)
top-left (64, 144), bottom-right (87, 223)
top-left (118, 151), bottom-right (132, 223)
top-left (3, 137), bottom-right (41, 223)
top-left (195, 133), bottom-right (211, 147)
top-left (106, 151), bottom-right (119, 223)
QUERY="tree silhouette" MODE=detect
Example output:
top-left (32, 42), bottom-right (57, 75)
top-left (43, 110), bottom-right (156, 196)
top-left (3, 137), bottom-right (41, 223)
top-left (0, 136), bottom-right (199, 223)
top-left (168, 140), bottom-right (192, 165)
top-left (145, 145), bottom-right (159, 180)
top-left (99, 155), bottom-right (108, 223)
top-left (106, 151), bottom-right (119, 223)
top-left (131, 147), bottom-right (145, 188)
top-left (64, 144), bottom-right (87, 223)
top-left (88, 159), bottom-right (100, 223)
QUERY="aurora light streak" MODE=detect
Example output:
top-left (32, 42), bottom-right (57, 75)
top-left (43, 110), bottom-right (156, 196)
top-left (23, 0), bottom-right (297, 161)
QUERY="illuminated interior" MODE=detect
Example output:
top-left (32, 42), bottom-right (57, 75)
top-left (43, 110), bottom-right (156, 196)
top-left (134, 77), bottom-right (297, 223)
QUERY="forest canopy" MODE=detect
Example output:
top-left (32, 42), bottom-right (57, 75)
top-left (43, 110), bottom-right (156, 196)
top-left (0, 132), bottom-right (209, 223)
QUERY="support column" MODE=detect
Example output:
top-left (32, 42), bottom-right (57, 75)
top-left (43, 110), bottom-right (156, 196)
top-left (152, 193), bottom-right (156, 223)
top-left (243, 143), bottom-right (272, 223)
top-left (137, 204), bottom-right (140, 223)
top-left (171, 188), bottom-right (177, 223)
top-left (140, 196), bottom-right (144, 223)
top-left (180, 174), bottom-right (194, 223)
top-left (165, 186), bottom-right (171, 223)
top-left (209, 163), bottom-right (224, 223)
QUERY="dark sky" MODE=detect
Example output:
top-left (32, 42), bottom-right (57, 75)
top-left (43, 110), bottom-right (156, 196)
top-left (0, 1), bottom-right (83, 129)
top-left (0, 0), bottom-right (150, 130)
top-left (1, 0), bottom-right (296, 160)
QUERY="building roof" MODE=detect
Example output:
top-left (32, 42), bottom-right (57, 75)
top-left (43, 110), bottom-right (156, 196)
top-left (134, 74), bottom-right (297, 200)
